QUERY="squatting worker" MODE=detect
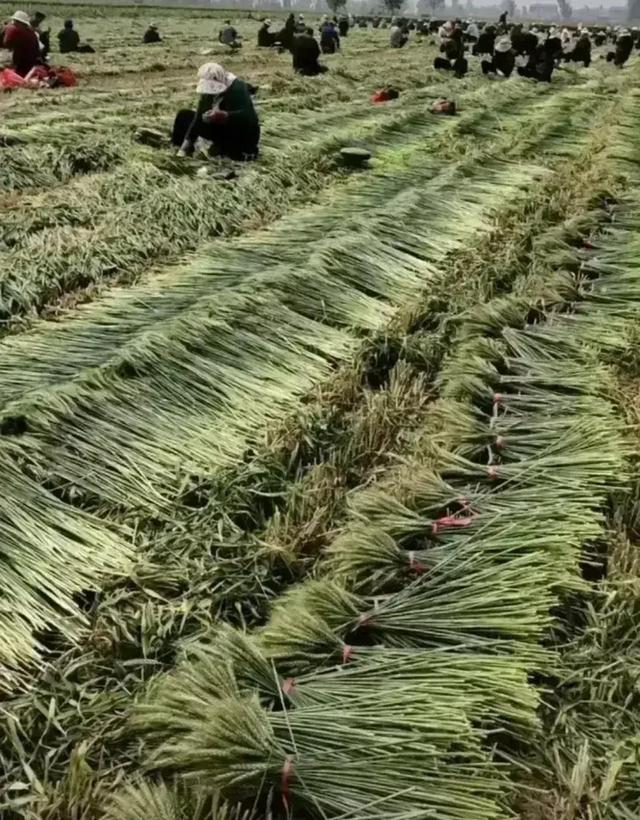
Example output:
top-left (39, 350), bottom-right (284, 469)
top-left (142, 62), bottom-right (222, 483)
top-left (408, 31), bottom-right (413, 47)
top-left (257, 19), bottom-right (276, 48)
top-left (173, 63), bottom-right (260, 161)
top-left (58, 19), bottom-right (95, 53)
top-left (143, 23), bottom-right (162, 44)
top-left (292, 27), bottom-right (327, 75)
top-left (2, 10), bottom-right (40, 76)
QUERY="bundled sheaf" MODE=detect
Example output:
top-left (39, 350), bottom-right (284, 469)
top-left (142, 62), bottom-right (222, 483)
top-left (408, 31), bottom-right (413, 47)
top-left (126, 155), bottom-right (640, 817)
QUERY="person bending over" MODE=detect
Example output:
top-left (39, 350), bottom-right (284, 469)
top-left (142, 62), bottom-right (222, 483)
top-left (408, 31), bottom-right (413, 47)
top-left (568, 30), bottom-right (591, 67)
top-left (390, 22), bottom-right (408, 48)
top-left (320, 20), bottom-right (340, 54)
top-left (518, 35), bottom-right (560, 82)
top-left (434, 27), bottom-right (467, 77)
top-left (173, 63), bottom-right (259, 161)
top-left (607, 28), bottom-right (632, 66)
top-left (481, 35), bottom-right (515, 77)
top-left (292, 27), bottom-right (327, 75)
top-left (143, 23), bottom-right (161, 44)
top-left (219, 20), bottom-right (241, 51)
top-left (473, 24), bottom-right (495, 55)
top-left (257, 19), bottom-right (276, 47)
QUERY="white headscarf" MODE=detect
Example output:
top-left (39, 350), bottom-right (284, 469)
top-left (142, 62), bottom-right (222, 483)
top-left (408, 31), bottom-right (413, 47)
top-left (495, 35), bottom-right (512, 52)
top-left (438, 21), bottom-right (453, 41)
top-left (196, 63), bottom-right (236, 96)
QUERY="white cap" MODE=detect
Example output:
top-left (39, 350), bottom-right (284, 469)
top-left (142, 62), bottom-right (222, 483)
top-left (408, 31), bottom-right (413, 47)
top-left (495, 35), bottom-right (512, 52)
top-left (11, 10), bottom-right (30, 24)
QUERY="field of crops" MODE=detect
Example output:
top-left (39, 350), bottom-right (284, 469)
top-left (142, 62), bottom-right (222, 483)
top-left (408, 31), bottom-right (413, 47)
top-left (1, 4), bottom-right (640, 818)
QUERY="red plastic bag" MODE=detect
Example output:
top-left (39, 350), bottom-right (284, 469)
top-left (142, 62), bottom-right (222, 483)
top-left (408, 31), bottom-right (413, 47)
top-left (52, 66), bottom-right (77, 87)
top-left (0, 68), bottom-right (27, 90)
top-left (371, 89), bottom-right (391, 103)
top-left (0, 64), bottom-right (77, 91)
top-left (370, 87), bottom-right (400, 104)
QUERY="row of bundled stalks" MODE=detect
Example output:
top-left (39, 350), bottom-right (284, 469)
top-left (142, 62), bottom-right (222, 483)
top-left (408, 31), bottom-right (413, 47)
top-left (102, 103), bottom-right (640, 819)
top-left (1, 77), bottom-right (592, 679)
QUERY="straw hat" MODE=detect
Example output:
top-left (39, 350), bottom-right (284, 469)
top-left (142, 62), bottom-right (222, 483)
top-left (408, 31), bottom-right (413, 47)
top-left (11, 10), bottom-right (30, 25)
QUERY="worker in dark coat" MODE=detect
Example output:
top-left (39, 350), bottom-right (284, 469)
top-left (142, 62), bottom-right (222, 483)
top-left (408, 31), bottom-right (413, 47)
top-left (481, 34), bottom-right (515, 76)
top-left (473, 24), bottom-right (495, 55)
top-left (320, 20), bottom-right (340, 54)
top-left (338, 16), bottom-right (349, 36)
top-left (292, 27), bottom-right (327, 75)
top-left (30, 11), bottom-right (49, 58)
top-left (173, 63), bottom-right (260, 161)
top-left (277, 12), bottom-right (296, 52)
top-left (511, 26), bottom-right (538, 57)
top-left (257, 19), bottom-right (276, 47)
top-left (434, 27), bottom-right (467, 77)
top-left (143, 24), bottom-right (161, 44)
top-left (607, 28), bottom-right (633, 66)
top-left (568, 30), bottom-right (591, 67)
top-left (518, 35), bottom-right (560, 82)
top-left (57, 19), bottom-right (94, 53)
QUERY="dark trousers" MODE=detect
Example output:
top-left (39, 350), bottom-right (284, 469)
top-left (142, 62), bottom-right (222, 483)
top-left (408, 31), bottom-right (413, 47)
top-left (482, 56), bottom-right (514, 77)
top-left (294, 63), bottom-right (328, 75)
top-left (517, 65), bottom-right (553, 82)
top-left (434, 56), bottom-right (467, 77)
top-left (171, 109), bottom-right (259, 161)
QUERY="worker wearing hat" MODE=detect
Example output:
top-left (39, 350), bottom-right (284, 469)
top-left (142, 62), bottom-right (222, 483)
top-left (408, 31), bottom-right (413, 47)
top-left (257, 18), bottom-right (276, 47)
top-left (143, 22), bottom-right (162, 44)
top-left (1, 10), bottom-right (41, 76)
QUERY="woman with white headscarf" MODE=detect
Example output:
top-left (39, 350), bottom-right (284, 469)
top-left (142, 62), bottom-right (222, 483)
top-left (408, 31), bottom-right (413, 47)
top-left (481, 34), bottom-right (515, 77)
top-left (172, 62), bottom-right (260, 161)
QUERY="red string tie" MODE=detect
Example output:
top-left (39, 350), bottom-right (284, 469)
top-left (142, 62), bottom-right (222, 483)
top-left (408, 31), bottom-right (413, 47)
top-left (341, 644), bottom-right (353, 664)
top-left (281, 677), bottom-right (296, 696)
top-left (281, 755), bottom-right (294, 810)
top-left (408, 551), bottom-right (426, 574)
top-left (436, 514), bottom-right (474, 528)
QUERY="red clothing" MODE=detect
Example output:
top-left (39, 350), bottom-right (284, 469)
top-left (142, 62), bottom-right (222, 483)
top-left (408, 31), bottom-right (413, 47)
top-left (371, 89), bottom-right (392, 103)
top-left (2, 23), bottom-right (40, 77)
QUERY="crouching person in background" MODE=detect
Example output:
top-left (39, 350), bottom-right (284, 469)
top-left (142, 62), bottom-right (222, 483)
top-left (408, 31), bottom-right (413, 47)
top-left (434, 27), bottom-right (467, 77)
top-left (292, 27), bottom-right (327, 75)
top-left (481, 35), bottom-right (515, 77)
top-left (173, 63), bottom-right (260, 161)
top-left (58, 19), bottom-right (95, 53)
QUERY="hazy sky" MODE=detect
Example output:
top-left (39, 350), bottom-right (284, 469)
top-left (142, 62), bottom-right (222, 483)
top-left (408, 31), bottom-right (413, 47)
top-left (473, 0), bottom-right (626, 7)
